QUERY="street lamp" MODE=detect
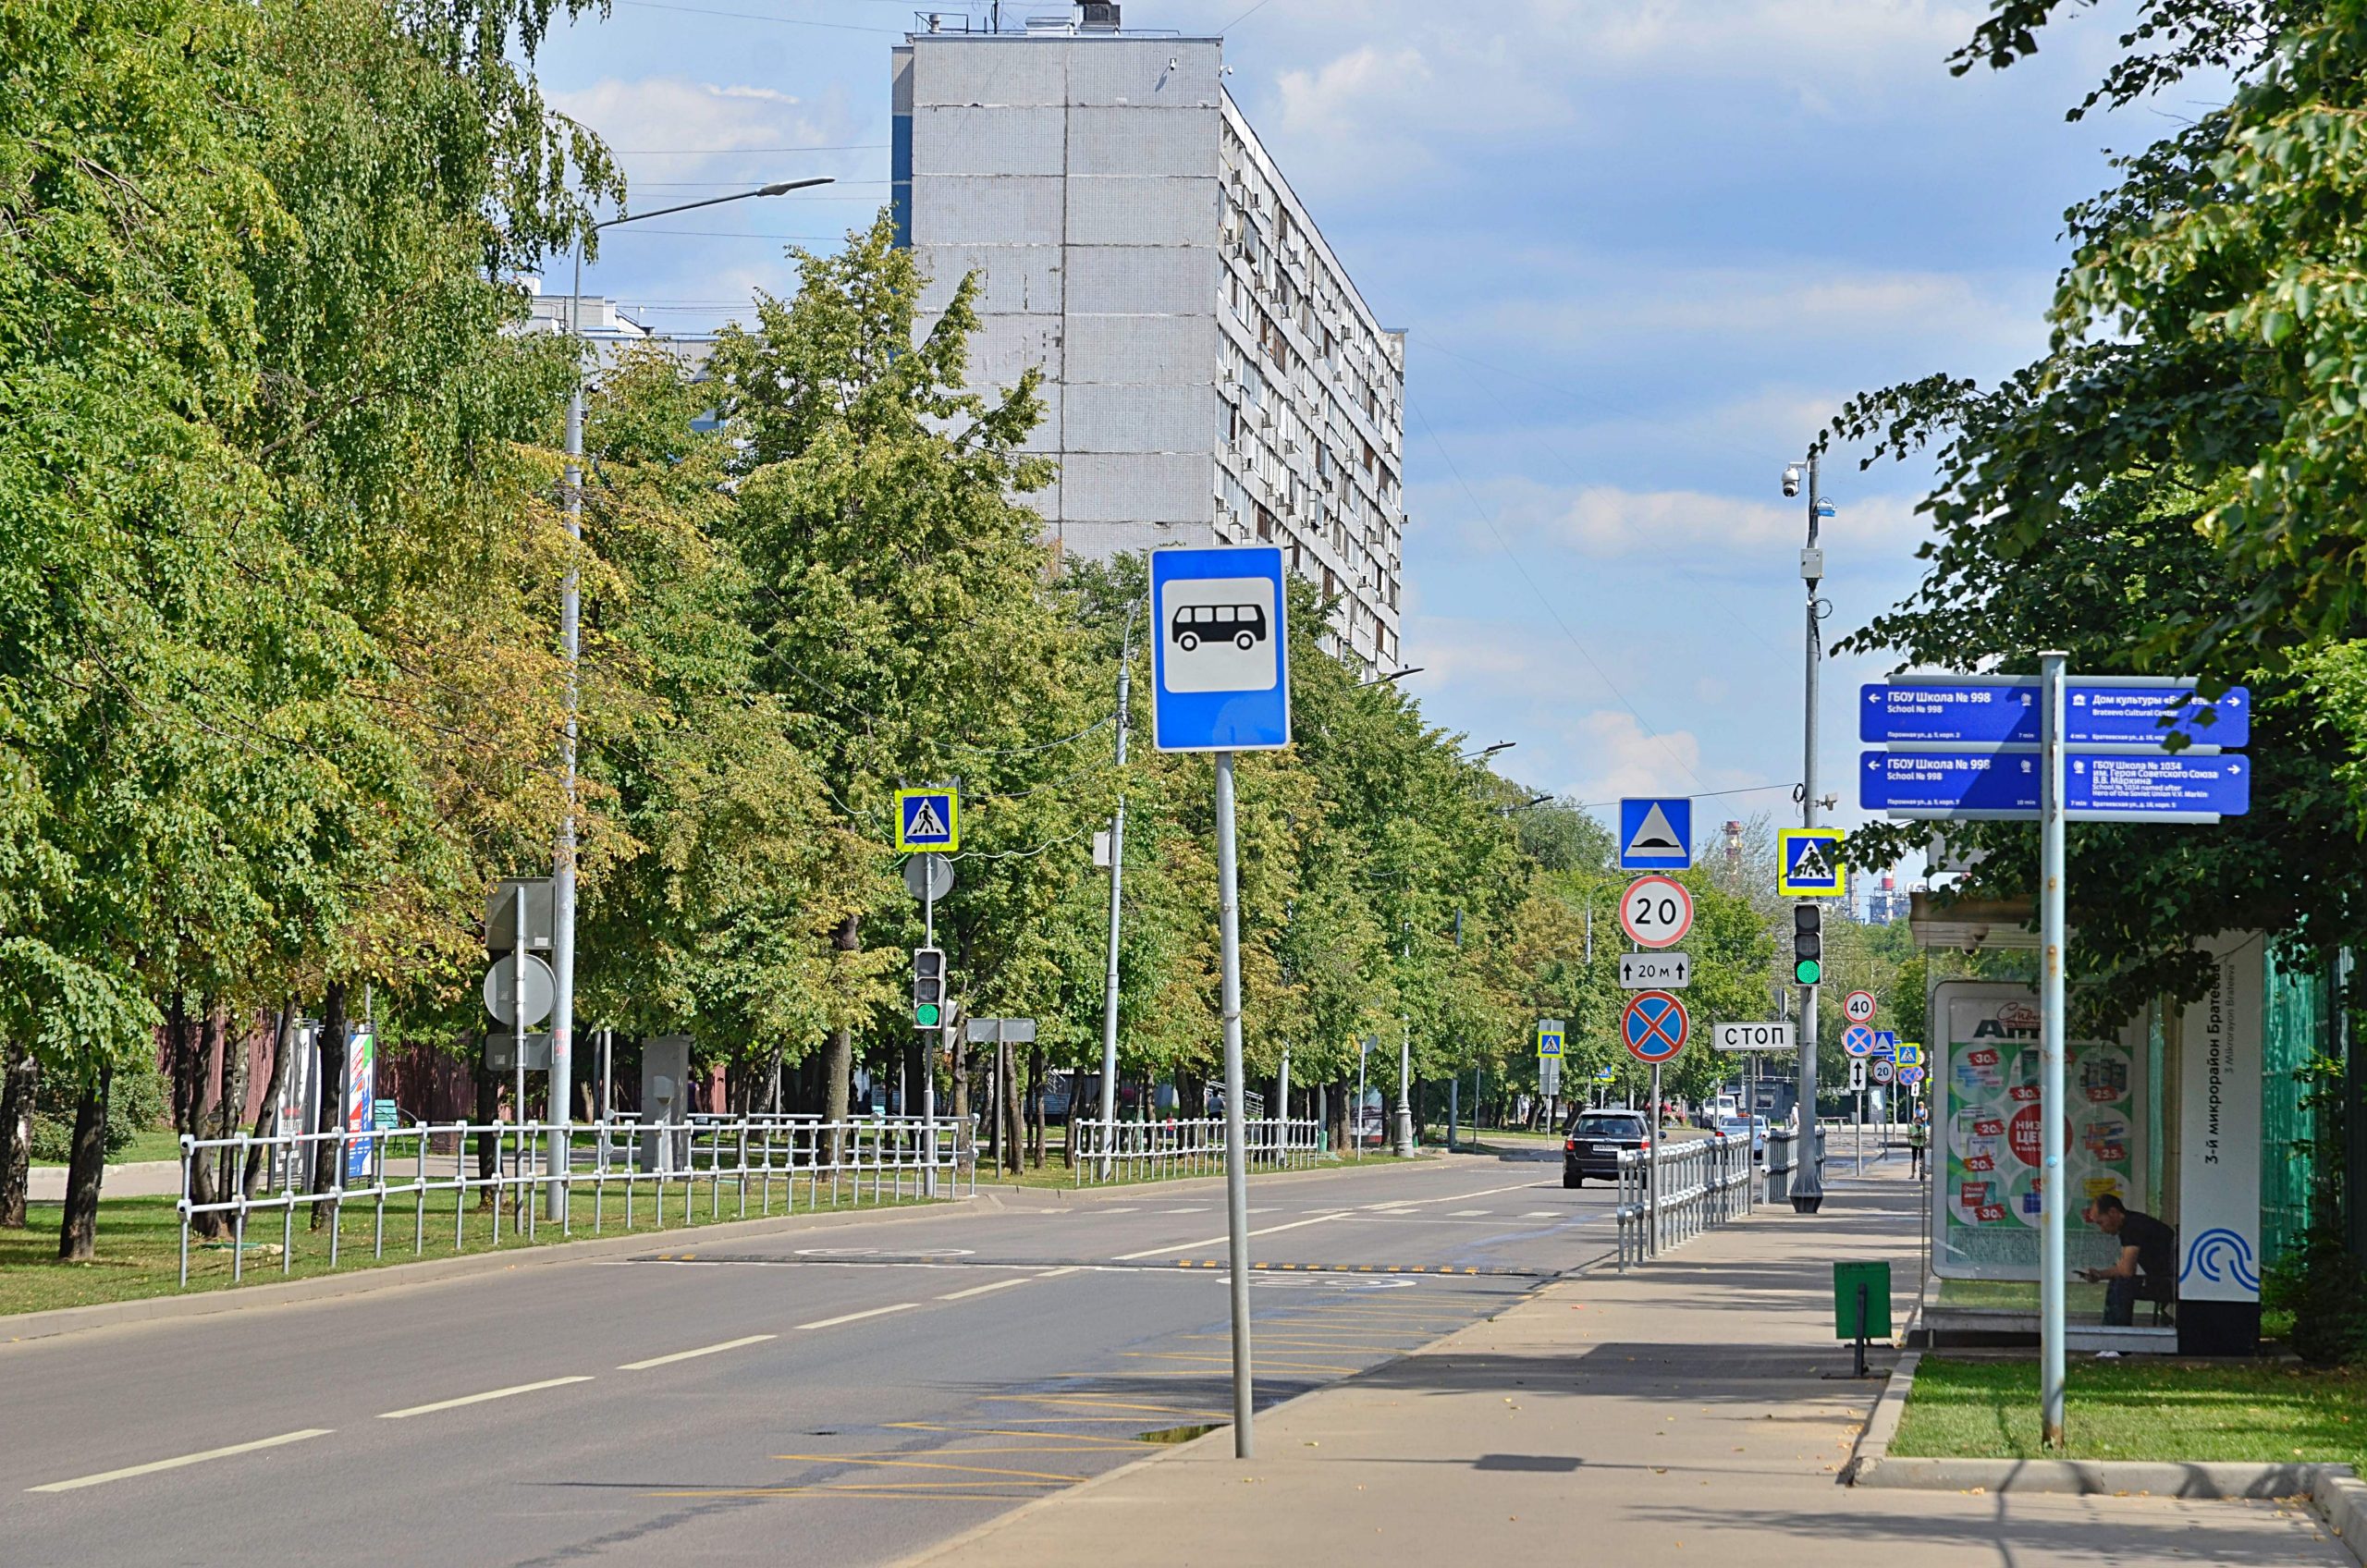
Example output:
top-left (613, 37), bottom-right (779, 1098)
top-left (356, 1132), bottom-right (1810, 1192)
top-left (1358, 665), bottom-right (1423, 687)
top-left (1784, 447), bottom-right (1828, 1216)
top-left (546, 176), bottom-right (832, 1217)
top-left (1459, 741), bottom-right (1515, 763)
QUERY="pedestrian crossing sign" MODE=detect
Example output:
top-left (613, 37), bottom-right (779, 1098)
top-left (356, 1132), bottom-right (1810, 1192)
top-left (1537, 1019), bottom-right (1565, 1059)
top-left (895, 788), bottom-right (960, 853)
top-left (1777, 827), bottom-right (1847, 899)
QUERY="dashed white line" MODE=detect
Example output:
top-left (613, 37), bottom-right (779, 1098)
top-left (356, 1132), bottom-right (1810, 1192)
top-left (28, 1430), bottom-right (334, 1493)
top-left (938, 1278), bottom-right (1032, 1301)
top-left (1160, 1206), bottom-right (1208, 1214)
top-left (797, 1303), bottom-right (920, 1330)
top-left (1448, 1209), bottom-right (1490, 1217)
top-left (1521, 1210), bottom-right (1562, 1219)
top-left (617, 1335), bottom-right (776, 1371)
top-left (1112, 1212), bottom-right (1339, 1261)
top-left (379, 1378), bottom-right (594, 1420)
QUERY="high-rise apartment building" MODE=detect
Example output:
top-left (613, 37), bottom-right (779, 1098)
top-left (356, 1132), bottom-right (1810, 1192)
top-left (892, 6), bottom-right (1407, 668)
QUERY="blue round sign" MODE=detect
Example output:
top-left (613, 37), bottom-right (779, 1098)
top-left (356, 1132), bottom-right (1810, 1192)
top-left (1622, 991), bottom-right (1688, 1065)
top-left (1842, 1023), bottom-right (1876, 1059)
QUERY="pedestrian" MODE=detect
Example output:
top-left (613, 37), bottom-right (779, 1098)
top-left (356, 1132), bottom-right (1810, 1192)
top-left (2079, 1194), bottom-right (2177, 1326)
top-left (1907, 1106), bottom-right (1928, 1178)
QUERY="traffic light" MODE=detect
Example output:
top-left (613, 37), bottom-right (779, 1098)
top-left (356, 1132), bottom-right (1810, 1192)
top-left (913, 947), bottom-right (945, 1029)
top-left (1792, 903), bottom-right (1822, 986)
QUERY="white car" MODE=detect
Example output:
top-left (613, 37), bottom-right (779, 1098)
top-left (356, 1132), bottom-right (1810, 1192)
top-left (1717, 1114), bottom-right (1768, 1161)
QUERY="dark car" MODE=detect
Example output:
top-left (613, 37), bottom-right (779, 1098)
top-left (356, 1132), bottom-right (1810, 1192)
top-left (1564, 1109), bottom-right (1651, 1187)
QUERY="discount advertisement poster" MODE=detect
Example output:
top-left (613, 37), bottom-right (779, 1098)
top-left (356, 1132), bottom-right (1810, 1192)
top-left (1930, 981), bottom-right (2149, 1280)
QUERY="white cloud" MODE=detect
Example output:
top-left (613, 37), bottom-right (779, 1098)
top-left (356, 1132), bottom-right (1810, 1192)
top-left (548, 76), bottom-right (863, 205)
top-left (1413, 477), bottom-right (1924, 557)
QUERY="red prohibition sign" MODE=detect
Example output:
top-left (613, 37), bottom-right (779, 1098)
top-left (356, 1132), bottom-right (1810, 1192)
top-left (1619, 875), bottom-right (1694, 949)
top-left (1622, 990), bottom-right (1689, 1065)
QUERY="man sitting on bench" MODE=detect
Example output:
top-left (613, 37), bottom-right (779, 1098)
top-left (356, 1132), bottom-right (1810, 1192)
top-left (2079, 1194), bottom-right (2177, 1326)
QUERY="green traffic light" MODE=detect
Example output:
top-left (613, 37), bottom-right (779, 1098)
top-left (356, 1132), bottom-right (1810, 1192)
top-left (1795, 959), bottom-right (1821, 986)
top-left (915, 1003), bottom-right (941, 1027)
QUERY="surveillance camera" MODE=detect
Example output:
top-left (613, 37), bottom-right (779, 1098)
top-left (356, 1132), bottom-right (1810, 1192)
top-left (1782, 464), bottom-right (1803, 498)
top-left (1169, 55), bottom-right (1180, 70)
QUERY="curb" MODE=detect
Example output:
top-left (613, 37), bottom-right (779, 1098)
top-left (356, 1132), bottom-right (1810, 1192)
top-left (1854, 1452), bottom-right (2347, 1501)
top-left (969, 1152), bottom-right (1456, 1204)
top-left (1846, 1351), bottom-right (2363, 1562)
top-left (0, 1193), bottom-right (995, 1348)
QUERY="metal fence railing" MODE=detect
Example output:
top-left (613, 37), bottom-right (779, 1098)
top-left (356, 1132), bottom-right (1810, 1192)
top-left (1070, 1117), bottom-right (1327, 1184)
top-left (1615, 1133), bottom-right (1758, 1270)
top-left (176, 1115), bottom-right (971, 1289)
top-left (1764, 1126), bottom-right (1828, 1205)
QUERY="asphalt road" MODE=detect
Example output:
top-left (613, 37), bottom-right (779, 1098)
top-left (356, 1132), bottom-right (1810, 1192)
top-left (0, 1148), bottom-right (1612, 1567)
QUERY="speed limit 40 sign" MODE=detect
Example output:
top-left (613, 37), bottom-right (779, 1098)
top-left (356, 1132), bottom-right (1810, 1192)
top-left (1619, 876), bottom-right (1693, 949)
top-left (1844, 990), bottom-right (1877, 1025)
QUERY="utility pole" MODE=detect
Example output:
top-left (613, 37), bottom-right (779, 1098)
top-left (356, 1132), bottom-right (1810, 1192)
top-left (546, 177), bottom-right (828, 1219)
top-left (1394, 924), bottom-right (1416, 1158)
top-left (2038, 651), bottom-right (2069, 1446)
top-left (1786, 449), bottom-right (1827, 1214)
top-left (1097, 603), bottom-right (1137, 1177)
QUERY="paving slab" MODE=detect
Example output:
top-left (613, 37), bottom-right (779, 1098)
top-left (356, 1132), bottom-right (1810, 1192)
top-left (897, 1167), bottom-right (2347, 1568)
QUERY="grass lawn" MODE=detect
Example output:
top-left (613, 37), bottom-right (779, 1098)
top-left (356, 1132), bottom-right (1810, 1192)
top-left (31, 1127), bottom-right (185, 1167)
top-left (0, 1165), bottom-right (935, 1318)
top-left (1935, 1276), bottom-right (2112, 1317)
top-left (1891, 1354), bottom-right (2367, 1467)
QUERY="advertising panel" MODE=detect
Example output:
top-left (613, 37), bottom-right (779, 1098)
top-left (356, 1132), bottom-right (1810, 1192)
top-left (1931, 982), bottom-right (2147, 1280)
top-left (2178, 933), bottom-right (2264, 1305)
top-left (343, 1025), bottom-right (376, 1183)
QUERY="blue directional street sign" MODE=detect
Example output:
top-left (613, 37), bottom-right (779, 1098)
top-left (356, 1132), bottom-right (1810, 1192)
top-left (1860, 750), bottom-right (2251, 820)
top-left (1618, 797), bottom-right (1692, 870)
top-left (1150, 545), bottom-right (1293, 753)
top-left (1860, 680), bottom-right (2250, 749)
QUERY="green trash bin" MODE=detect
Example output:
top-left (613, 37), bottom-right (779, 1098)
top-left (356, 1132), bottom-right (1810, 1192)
top-left (1834, 1260), bottom-right (1892, 1375)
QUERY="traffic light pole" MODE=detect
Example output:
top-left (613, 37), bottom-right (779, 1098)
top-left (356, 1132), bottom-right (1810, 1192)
top-left (1792, 449), bottom-right (1825, 1214)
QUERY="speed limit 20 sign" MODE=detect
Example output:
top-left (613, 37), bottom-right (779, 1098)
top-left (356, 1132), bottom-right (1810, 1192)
top-left (1619, 876), bottom-right (1693, 949)
top-left (1844, 990), bottom-right (1877, 1025)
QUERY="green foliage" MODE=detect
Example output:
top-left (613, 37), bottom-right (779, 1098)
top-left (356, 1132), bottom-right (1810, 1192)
top-left (30, 1051), bottom-right (166, 1164)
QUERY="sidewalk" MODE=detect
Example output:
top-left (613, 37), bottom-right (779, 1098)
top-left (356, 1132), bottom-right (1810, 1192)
top-left (901, 1165), bottom-right (2345, 1568)
top-left (26, 1160), bottom-right (182, 1201)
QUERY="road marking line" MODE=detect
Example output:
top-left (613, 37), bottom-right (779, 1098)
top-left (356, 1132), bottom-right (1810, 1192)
top-left (939, 1278), bottom-right (1032, 1301)
top-left (1096, 1207), bottom-right (1139, 1214)
top-left (797, 1303), bottom-right (920, 1330)
top-left (767, 1455), bottom-right (1090, 1483)
top-left (378, 1378), bottom-right (593, 1419)
top-left (1449, 1208), bottom-right (1490, 1217)
top-left (1036, 1266), bottom-right (1080, 1278)
top-left (1159, 1206), bottom-right (1208, 1213)
top-left (28, 1430), bottom-right (333, 1493)
top-left (1363, 1179), bottom-right (1551, 1210)
top-left (1522, 1210), bottom-right (1561, 1218)
top-left (1111, 1212), bottom-right (1338, 1261)
top-left (618, 1335), bottom-right (776, 1371)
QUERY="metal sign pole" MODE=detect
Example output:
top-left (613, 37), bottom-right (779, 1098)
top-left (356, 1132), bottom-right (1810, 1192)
top-left (1793, 450), bottom-right (1825, 1213)
top-left (513, 884), bottom-right (527, 1215)
top-left (1213, 750), bottom-right (1255, 1459)
top-left (2039, 651), bottom-right (2070, 1447)
top-left (1648, 1061), bottom-right (1662, 1240)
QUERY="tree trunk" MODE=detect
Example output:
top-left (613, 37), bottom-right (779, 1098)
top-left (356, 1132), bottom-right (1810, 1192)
top-left (56, 1060), bottom-right (111, 1262)
top-left (310, 982), bottom-right (348, 1228)
top-left (184, 1004), bottom-right (224, 1239)
top-left (823, 913), bottom-right (857, 1158)
top-left (473, 1062), bottom-right (498, 1208)
top-left (243, 1004), bottom-right (295, 1197)
top-left (217, 1006), bottom-right (251, 1206)
top-left (951, 1034), bottom-right (971, 1167)
top-left (1026, 1046), bottom-right (1046, 1169)
top-left (1001, 1038), bottom-right (1023, 1176)
top-left (0, 1044), bottom-right (34, 1227)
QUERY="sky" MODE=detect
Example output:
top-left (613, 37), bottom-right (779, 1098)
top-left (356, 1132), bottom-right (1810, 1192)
top-left (529, 0), bottom-right (2152, 884)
